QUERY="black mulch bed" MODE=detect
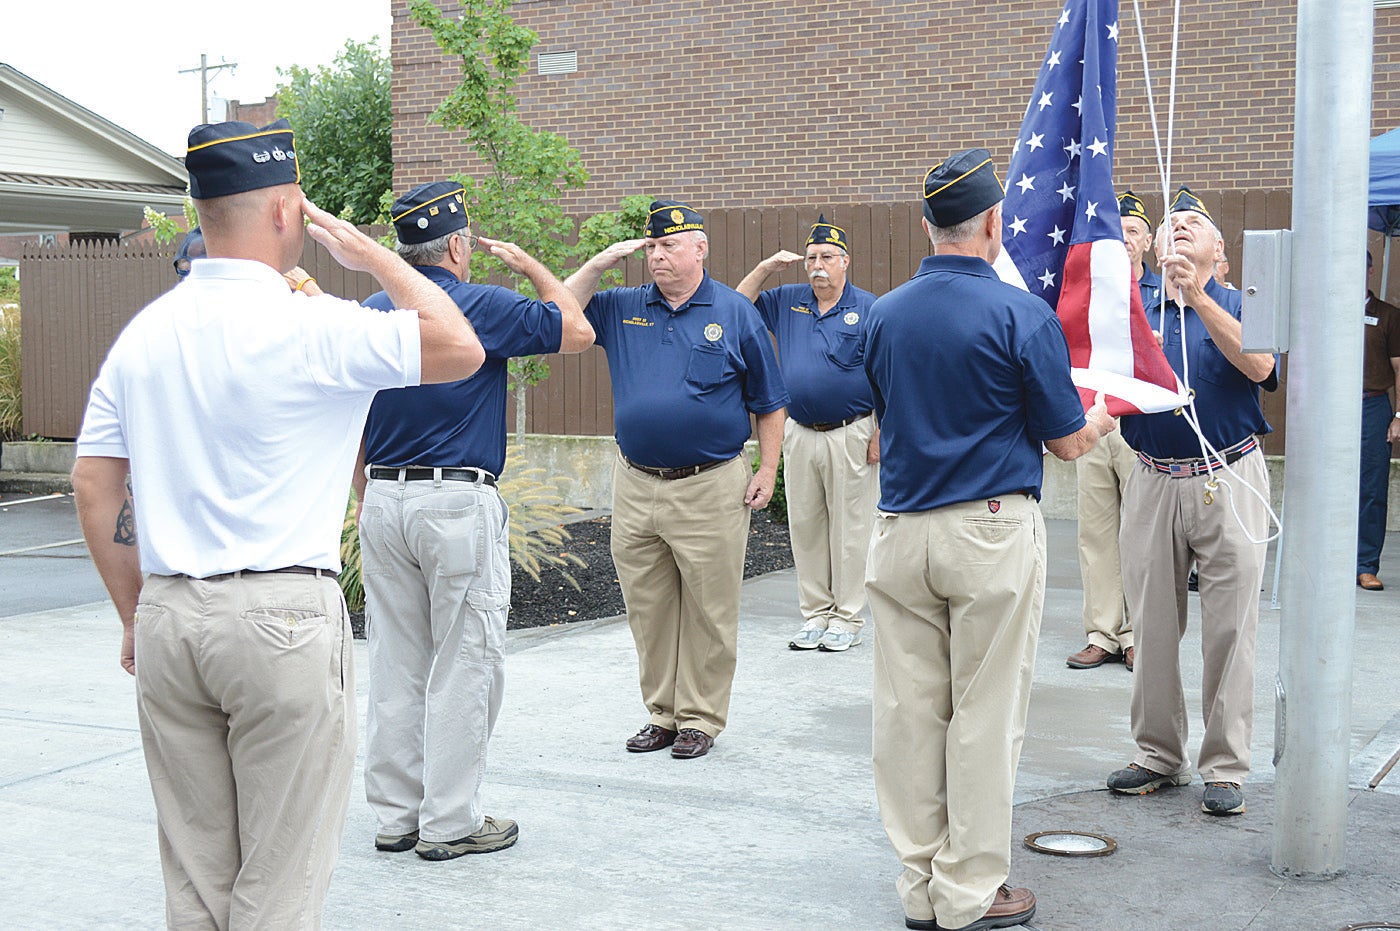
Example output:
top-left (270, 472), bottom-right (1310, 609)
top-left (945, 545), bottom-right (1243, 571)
top-left (350, 511), bottom-right (792, 638)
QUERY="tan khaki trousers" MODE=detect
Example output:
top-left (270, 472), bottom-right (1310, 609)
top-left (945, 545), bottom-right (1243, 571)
top-left (867, 495), bottom-right (1045, 929)
top-left (134, 572), bottom-right (355, 930)
top-left (1075, 429), bottom-right (1137, 651)
top-left (610, 452), bottom-right (752, 737)
top-left (1119, 449), bottom-right (1270, 783)
top-left (782, 415), bottom-right (878, 631)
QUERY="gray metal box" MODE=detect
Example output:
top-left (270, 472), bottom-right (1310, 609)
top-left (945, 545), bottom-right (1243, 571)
top-left (1241, 229), bottom-right (1292, 353)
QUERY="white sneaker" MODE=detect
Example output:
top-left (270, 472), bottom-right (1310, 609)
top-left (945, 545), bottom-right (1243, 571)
top-left (818, 627), bottom-right (863, 652)
top-left (789, 622), bottom-right (826, 650)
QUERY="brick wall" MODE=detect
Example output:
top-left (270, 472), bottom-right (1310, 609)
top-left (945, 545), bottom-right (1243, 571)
top-left (391, 0), bottom-right (1400, 216)
top-left (227, 97), bottom-right (280, 126)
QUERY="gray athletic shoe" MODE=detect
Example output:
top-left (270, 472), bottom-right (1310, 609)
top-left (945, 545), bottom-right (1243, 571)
top-left (818, 627), bottom-right (863, 652)
top-left (1202, 782), bottom-right (1246, 815)
top-left (415, 816), bottom-right (519, 860)
top-left (374, 830), bottom-right (418, 852)
top-left (789, 622), bottom-right (826, 650)
top-left (1106, 763), bottom-right (1192, 795)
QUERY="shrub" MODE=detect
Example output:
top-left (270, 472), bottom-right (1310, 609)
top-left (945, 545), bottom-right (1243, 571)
top-left (0, 283), bottom-right (20, 440)
top-left (338, 444), bottom-right (586, 611)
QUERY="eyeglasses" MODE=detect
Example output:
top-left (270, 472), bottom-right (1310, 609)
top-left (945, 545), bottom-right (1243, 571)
top-left (461, 233), bottom-right (479, 249)
top-left (805, 253), bottom-right (845, 265)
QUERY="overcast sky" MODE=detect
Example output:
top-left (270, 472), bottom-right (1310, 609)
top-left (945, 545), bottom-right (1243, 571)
top-left (4, 0), bottom-right (393, 158)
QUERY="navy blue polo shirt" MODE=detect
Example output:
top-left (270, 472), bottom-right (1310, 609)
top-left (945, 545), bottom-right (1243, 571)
top-left (1138, 266), bottom-right (1162, 315)
top-left (861, 254), bottom-right (1086, 513)
top-left (754, 281), bottom-right (877, 425)
top-left (362, 265), bottom-right (563, 477)
top-left (1121, 277), bottom-right (1275, 459)
top-left (586, 271), bottom-right (789, 468)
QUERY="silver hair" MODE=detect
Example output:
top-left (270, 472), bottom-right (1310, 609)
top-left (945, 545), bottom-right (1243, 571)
top-left (929, 204), bottom-right (997, 245)
top-left (397, 230), bottom-right (459, 267)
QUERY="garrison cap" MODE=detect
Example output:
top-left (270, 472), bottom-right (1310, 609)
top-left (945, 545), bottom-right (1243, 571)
top-left (806, 215), bottom-right (849, 253)
top-left (1117, 190), bottom-right (1151, 226)
top-left (922, 148), bottom-right (1005, 227)
top-left (392, 181), bottom-right (469, 245)
top-left (1168, 186), bottom-right (1214, 223)
top-left (643, 200), bottom-right (704, 238)
top-left (186, 119), bottom-right (299, 199)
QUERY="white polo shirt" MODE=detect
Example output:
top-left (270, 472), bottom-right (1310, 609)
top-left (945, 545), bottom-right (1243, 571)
top-left (76, 258), bottom-right (421, 578)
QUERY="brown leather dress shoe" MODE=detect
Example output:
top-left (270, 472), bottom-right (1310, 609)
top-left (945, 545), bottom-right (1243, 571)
top-left (670, 728), bottom-right (714, 759)
top-left (1125, 646), bottom-right (1135, 671)
top-left (625, 723), bottom-right (677, 752)
top-left (1359, 572), bottom-right (1384, 591)
top-left (1066, 644), bottom-right (1122, 669)
top-left (936, 884), bottom-right (1036, 931)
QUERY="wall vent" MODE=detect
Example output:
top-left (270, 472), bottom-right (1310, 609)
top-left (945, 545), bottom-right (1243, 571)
top-left (538, 51), bottom-right (578, 76)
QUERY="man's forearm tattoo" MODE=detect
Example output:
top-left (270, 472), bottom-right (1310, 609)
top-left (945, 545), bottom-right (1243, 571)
top-left (114, 498), bottom-right (136, 546)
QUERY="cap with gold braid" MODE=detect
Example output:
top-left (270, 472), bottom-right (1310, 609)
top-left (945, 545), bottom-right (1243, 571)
top-left (806, 215), bottom-right (849, 253)
top-left (643, 200), bottom-right (704, 238)
top-left (1117, 189), bottom-right (1151, 226)
top-left (922, 148), bottom-right (1005, 227)
top-left (391, 181), bottom-right (470, 245)
top-left (1168, 186), bottom-right (1213, 223)
top-left (186, 119), bottom-right (299, 199)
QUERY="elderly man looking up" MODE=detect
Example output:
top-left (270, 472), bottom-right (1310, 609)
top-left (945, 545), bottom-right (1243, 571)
top-left (567, 200), bottom-right (789, 760)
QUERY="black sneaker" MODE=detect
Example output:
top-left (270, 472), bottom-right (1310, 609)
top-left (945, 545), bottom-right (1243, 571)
top-left (1107, 762), bottom-right (1192, 795)
top-left (1202, 782), bottom-right (1246, 815)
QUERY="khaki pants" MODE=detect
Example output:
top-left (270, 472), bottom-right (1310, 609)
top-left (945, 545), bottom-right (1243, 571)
top-left (1075, 429), bottom-right (1137, 651)
top-left (867, 495), bottom-right (1045, 929)
top-left (783, 416), bottom-right (878, 631)
top-left (1119, 450), bottom-right (1270, 783)
top-left (610, 452), bottom-right (752, 737)
top-left (360, 477), bottom-right (509, 843)
top-left (135, 572), bottom-right (355, 930)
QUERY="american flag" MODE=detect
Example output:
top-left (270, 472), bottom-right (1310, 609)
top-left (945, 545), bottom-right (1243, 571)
top-left (994, 0), bottom-right (1186, 415)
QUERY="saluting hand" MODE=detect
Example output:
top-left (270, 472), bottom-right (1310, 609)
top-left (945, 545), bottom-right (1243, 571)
top-left (476, 237), bottom-right (540, 275)
top-left (592, 238), bottom-right (645, 271)
top-left (303, 199), bottom-right (385, 273)
top-left (765, 250), bottom-right (804, 271)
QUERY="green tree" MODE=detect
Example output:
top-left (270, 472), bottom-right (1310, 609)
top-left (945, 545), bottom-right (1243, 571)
top-left (408, 0), bottom-right (590, 438)
top-left (276, 38), bottom-right (392, 225)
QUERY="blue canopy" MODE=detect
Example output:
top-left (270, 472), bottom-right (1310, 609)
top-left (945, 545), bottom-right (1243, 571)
top-left (1370, 127), bottom-right (1400, 235)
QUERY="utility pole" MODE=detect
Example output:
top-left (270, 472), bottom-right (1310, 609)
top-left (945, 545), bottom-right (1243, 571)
top-left (178, 53), bottom-right (238, 124)
top-left (1272, 0), bottom-right (1373, 878)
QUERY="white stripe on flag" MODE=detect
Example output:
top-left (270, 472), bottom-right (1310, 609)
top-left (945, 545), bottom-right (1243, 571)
top-left (1086, 239), bottom-right (1134, 377)
top-left (1072, 367), bottom-right (1186, 412)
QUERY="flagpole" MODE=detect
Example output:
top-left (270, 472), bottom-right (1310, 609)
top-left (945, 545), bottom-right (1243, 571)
top-left (1272, 0), bottom-right (1372, 879)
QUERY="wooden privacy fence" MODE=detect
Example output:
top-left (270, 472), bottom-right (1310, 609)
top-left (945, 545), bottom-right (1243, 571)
top-left (21, 191), bottom-right (1358, 448)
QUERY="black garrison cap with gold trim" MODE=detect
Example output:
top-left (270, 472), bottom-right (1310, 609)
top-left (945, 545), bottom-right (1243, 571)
top-left (922, 149), bottom-right (1005, 227)
top-left (1168, 186), bottom-right (1213, 223)
top-left (186, 119), bottom-right (299, 199)
top-left (392, 181), bottom-right (469, 245)
top-left (806, 215), bottom-right (849, 253)
top-left (1118, 190), bottom-right (1151, 226)
top-left (643, 200), bottom-right (704, 238)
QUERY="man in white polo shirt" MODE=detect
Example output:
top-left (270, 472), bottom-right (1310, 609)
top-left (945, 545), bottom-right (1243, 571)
top-left (70, 119), bottom-right (485, 928)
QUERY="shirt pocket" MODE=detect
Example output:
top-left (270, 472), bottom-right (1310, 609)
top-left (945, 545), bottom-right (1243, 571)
top-left (1193, 337), bottom-right (1239, 387)
top-left (825, 329), bottom-right (863, 369)
top-left (685, 343), bottom-right (728, 389)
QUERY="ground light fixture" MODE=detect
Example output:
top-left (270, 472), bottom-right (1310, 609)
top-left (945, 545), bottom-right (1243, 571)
top-left (1022, 830), bottom-right (1117, 857)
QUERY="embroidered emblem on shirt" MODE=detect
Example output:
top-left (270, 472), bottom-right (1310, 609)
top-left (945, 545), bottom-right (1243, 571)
top-left (704, 323), bottom-right (723, 342)
top-left (792, 305), bottom-right (813, 315)
top-left (844, 311), bottom-right (859, 325)
top-left (623, 316), bottom-right (654, 327)
top-left (988, 499), bottom-right (1001, 514)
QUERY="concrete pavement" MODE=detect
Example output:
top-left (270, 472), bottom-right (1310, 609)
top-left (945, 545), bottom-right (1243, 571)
top-left (2, 517), bottom-right (1399, 929)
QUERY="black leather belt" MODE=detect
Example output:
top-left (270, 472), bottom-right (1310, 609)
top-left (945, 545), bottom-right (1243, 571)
top-left (172, 566), bottom-right (339, 582)
top-left (368, 466), bottom-right (497, 487)
top-left (797, 411), bottom-right (873, 432)
top-left (623, 455), bottom-right (734, 480)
